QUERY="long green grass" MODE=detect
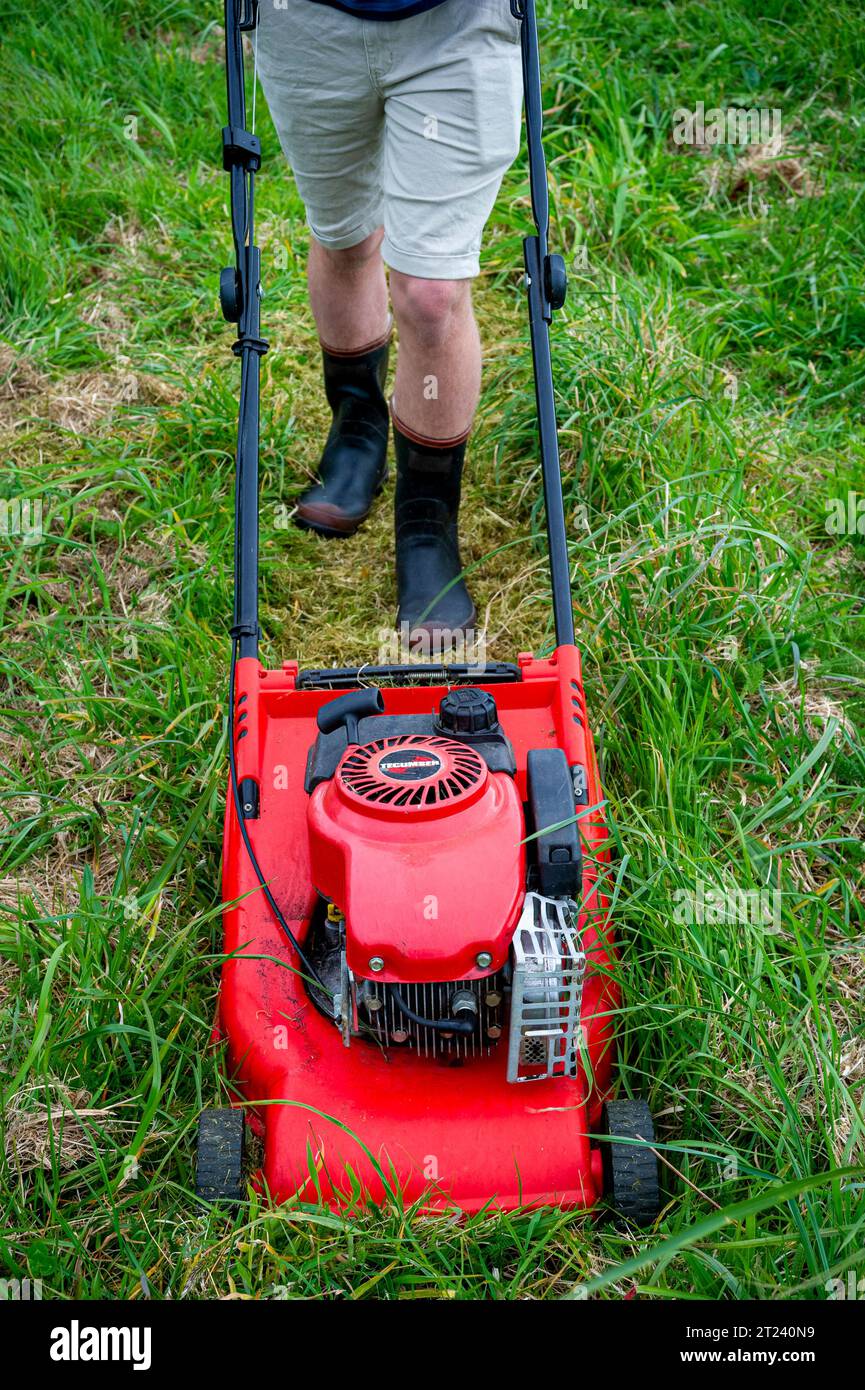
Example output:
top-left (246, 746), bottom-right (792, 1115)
top-left (1, 0), bottom-right (863, 1299)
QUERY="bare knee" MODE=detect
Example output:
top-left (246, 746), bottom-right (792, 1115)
top-left (311, 227), bottom-right (384, 275)
top-left (390, 272), bottom-right (471, 349)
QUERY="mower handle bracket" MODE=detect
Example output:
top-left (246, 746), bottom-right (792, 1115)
top-left (222, 124), bottom-right (261, 173)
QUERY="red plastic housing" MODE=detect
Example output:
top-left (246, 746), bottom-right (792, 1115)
top-left (219, 645), bottom-right (615, 1213)
top-left (308, 735), bottom-right (525, 982)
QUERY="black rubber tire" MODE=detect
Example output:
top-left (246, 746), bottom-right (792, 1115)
top-left (195, 1107), bottom-right (245, 1203)
top-left (601, 1098), bottom-right (660, 1226)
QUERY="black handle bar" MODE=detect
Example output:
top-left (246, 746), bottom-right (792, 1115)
top-left (222, 0), bottom-right (576, 655)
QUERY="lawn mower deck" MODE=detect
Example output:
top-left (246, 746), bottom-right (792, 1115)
top-left (219, 647), bottom-right (614, 1210)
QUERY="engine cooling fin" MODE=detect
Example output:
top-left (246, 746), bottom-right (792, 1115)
top-left (360, 975), bottom-right (505, 1061)
top-left (338, 735), bottom-right (486, 810)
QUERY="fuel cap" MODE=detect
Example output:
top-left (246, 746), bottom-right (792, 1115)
top-left (437, 687), bottom-right (499, 736)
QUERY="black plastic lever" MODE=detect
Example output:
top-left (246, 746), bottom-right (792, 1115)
top-left (317, 688), bottom-right (385, 746)
top-left (527, 748), bottom-right (583, 898)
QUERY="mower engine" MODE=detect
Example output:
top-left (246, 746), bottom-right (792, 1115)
top-left (304, 686), bottom-right (586, 1081)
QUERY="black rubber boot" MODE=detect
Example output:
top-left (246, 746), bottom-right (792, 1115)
top-left (393, 415), bottom-right (477, 643)
top-left (295, 327), bottom-right (391, 537)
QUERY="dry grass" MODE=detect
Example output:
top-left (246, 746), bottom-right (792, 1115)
top-left (3, 1082), bottom-right (126, 1176)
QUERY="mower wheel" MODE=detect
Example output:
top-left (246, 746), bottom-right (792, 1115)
top-left (601, 1098), bottom-right (660, 1226)
top-left (195, 1107), bottom-right (245, 1204)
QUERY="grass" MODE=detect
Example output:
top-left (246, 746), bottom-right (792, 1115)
top-left (1, 0), bottom-right (864, 1300)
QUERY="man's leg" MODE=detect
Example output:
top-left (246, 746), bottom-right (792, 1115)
top-left (389, 273), bottom-right (480, 441)
top-left (387, 272), bottom-right (482, 642)
top-left (308, 227), bottom-right (390, 355)
top-left (293, 228), bottom-right (394, 537)
top-left (389, 273), bottom-right (483, 642)
top-left (255, 2), bottom-right (390, 537)
top-left (377, 2), bottom-right (524, 639)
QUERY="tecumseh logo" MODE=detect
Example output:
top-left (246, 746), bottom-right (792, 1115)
top-left (49, 1320), bottom-right (152, 1371)
top-left (378, 749), bottom-right (443, 781)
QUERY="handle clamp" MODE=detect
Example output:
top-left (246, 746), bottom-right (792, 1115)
top-left (222, 125), bottom-right (261, 172)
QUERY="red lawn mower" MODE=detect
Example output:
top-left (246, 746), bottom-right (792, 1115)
top-left (196, 0), bottom-right (660, 1223)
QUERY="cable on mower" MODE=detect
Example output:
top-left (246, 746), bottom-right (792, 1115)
top-left (390, 986), bottom-right (476, 1037)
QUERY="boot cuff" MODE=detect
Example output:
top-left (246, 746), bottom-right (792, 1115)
top-left (391, 402), bottom-right (471, 451)
top-left (320, 316), bottom-right (393, 359)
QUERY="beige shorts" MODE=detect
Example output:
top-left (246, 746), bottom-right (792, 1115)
top-left (256, 0), bottom-right (523, 279)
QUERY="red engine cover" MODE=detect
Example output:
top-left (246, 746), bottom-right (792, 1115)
top-left (307, 734), bottom-right (525, 982)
